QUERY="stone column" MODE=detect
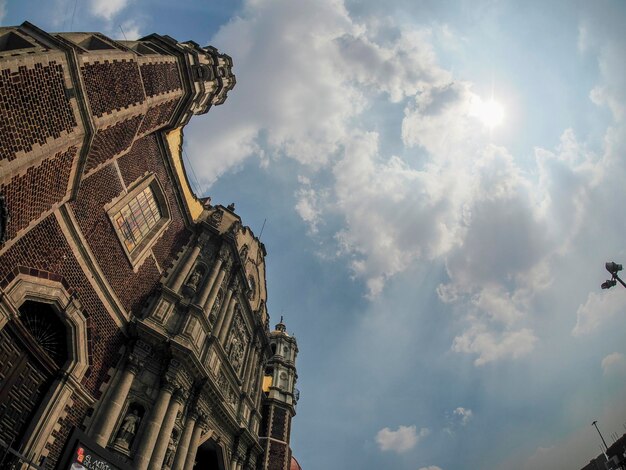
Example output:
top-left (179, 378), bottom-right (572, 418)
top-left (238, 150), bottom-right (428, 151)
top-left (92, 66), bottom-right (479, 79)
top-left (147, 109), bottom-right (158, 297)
top-left (213, 278), bottom-right (236, 337)
top-left (243, 347), bottom-right (259, 393)
top-left (171, 411), bottom-right (198, 470)
top-left (148, 388), bottom-right (186, 470)
top-left (197, 251), bottom-right (227, 307)
top-left (92, 355), bottom-right (141, 447)
top-left (171, 242), bottom-right (203, 292)
top-left (218, 298), bottom-right (238, 345)
top-left (134, 379), bottom-right (177, 470)
top-left (203, 264), bottom-right (227, 314)
top-left (182, 417), bottom-right (206, 470)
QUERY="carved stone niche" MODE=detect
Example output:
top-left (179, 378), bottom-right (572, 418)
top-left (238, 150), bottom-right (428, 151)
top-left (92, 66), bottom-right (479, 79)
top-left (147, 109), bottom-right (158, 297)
top-left (111, 402), bottom-right (145, 456)
top-left (182, 263), bottom-right (207, 298)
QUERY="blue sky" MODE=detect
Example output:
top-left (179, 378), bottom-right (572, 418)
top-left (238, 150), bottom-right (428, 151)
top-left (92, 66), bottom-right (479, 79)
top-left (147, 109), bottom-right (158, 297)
top-left (4, 1), bottom-right (626, 468)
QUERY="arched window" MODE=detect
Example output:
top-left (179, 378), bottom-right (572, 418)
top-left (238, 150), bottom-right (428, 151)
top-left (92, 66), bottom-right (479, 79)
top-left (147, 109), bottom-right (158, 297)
top-left (0, 301), bottom-right (69, 456)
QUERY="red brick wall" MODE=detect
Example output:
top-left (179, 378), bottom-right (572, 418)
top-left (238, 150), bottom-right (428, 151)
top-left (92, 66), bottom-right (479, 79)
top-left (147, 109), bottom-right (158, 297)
top-left (271, 407), bottom-right (287, 440)
top-left (81, 60), bottom-right (144, 117)
top-left (44, 393), bottom-right (90, 469)
top-left (117, 135), bottom-right (191, 272)
top-left (140, 61), bottom-right (182, 97)
top-left (84, 115), bottom-right (142, 173)
top-left (138, 99), bottom-right (179, 135)
top-left (69, 163), bottom-right (162, 314)
top-left (268, 441), bottom-right (287, 470)
top-left (0, 215), bottom-right (125, 397)
top-left (0, 61), bottom-right (77, 161)
top-left (0, 146), bottom-right (77, 240)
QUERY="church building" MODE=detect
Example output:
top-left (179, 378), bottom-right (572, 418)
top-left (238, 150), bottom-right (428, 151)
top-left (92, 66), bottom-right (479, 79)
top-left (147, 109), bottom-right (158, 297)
top-left (0, 21), bottom-right (299, 470)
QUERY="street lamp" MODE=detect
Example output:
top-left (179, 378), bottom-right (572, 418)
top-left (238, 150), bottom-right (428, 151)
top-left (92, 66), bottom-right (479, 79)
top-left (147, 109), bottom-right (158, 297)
top-left (592, 420), bottom-right (609, 453)
top-left (601, 262), bottom-right (626, 290)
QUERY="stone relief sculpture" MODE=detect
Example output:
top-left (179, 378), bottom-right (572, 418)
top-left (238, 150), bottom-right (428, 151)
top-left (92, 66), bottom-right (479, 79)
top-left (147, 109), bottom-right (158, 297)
top-left (208, 209), bottom-right (223, 228)
top-left (163, 431), bottom-right (178, 468)
top-left (186, 265), bottom-right (204, 290)
top-left (229, 336), bottom-right (245, 373)
top-left (114, 408), bottom-right (141, 449)
top-left (212, 289), bottom-right (223, 314)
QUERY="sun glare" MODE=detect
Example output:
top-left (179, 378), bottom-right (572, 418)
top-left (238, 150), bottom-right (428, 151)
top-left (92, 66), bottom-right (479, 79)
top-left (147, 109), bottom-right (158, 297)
top-left (472, 97), bottom-right (505, 129)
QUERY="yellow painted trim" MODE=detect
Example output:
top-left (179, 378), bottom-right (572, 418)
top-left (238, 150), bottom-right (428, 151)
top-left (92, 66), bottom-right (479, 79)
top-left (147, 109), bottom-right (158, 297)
top-left (165, 127), bottom-right (204, 222)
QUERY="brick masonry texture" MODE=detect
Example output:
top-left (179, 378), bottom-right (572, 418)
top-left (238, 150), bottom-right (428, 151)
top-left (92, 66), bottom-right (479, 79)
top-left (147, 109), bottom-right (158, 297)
top-left (140, 61), bottom-right (182, 97)
top-left (45, 393), bottom-right (89, 469)
top-left (81, 60), bottom-right (144, 117)
top-left (268, 441), bottom-right (287, 470)
top-left (0, 216), bottom-right (125, 468)
top-left (260, 403), bottom-right (270, 437)
top-left (70, 162), bottom-right (163, 314)
top-left (138, 99), bottom-right (179, 135)
top-left (271, 407), bottom-right (287, 440)
top-left (0, 61), bottom-right (77, 161)
top-left (0, 147), bottom-right (77, 241)
top-left (84, 115), bottom-right (142, 173)
top-left (117, 135), bottom-right (191, 271)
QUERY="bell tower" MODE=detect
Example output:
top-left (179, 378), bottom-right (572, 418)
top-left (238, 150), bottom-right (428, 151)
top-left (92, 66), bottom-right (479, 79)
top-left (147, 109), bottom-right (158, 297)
top-left (259, 318), bottom-right (299, 470)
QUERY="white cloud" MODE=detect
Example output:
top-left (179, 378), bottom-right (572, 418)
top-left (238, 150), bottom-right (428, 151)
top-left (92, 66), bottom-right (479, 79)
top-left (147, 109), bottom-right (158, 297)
top-left (91, 0), bottom-right (128, 20)
top-left (601, 352), bottom-right (626, 376)
top-left (453, 407), bottom-right (473, 426)
top-left (189, 0), bottom-right (626, 368)
top-left (375, 425), bottom-right (429, 453)
top-left (118, 20), bottom-right (141, 40)
top-left (418, 467), bottom-right (443, 470)
top-left (573, 289), bottom-right (626, 336)
top-left (452, 325), bottom-right (537, 366)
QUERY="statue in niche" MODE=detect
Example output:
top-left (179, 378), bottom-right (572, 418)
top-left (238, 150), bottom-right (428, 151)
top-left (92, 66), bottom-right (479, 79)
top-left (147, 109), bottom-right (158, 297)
top-left (115, 408), bottom-right (141, 449)
top-left (186, 266), bottom-right (203, 291)
top-left (212, 289), bottom-right (223, 316)
top-left (163, 432), bottom-right (178, 468)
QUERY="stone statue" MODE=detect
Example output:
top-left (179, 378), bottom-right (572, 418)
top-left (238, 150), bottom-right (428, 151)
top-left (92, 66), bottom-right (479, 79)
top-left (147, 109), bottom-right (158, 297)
top-left (187, 267), bottom-right (203, 290)
top-left (164, 432), bottom-right (178, 468)
top-left (115, 409), bottom-right (141, 448)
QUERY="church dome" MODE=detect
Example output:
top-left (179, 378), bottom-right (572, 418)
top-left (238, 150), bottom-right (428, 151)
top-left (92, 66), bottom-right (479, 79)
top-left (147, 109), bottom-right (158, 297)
top-left (290, 456), bottom-right (302, 470)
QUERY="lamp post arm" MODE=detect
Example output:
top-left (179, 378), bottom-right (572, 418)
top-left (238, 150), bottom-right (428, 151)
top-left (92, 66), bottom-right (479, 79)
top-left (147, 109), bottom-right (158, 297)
top-left (615, 274), bottom-right (626, 289)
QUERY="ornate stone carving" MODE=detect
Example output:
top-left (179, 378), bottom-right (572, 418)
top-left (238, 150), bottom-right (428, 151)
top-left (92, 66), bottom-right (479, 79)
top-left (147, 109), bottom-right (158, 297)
top-left (125, 354), bottom-right (144, 375)
top-left (247, 275), bottom-right (256, 300)
top-left (227, 220), bottom-right (241, 237)
top-left (217, 244), bottom-right (230, 263)
top-left (226, 312), bottom-right (249, 376)
top-left (163, 431), bottom-right (178, 469)
top-left (186, 265), bottom-right (204, 291)
top-left (208, 209), bottom-right (223, 228)
top-left (239, 244), bottom-right (248, 265)
top-left (212, 289), bottom-right (223, 315)
top-left (217, 371), bottom-right (238, 408)
top-left (173, 387), bottom-right (188, 405)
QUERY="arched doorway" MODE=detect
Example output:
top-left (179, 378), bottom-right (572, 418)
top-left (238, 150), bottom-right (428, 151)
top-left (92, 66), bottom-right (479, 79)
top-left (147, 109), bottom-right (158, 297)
top-left (194, 438), bottom-right (226, 470)
top-left (0, 301), bottom-right (69, 459)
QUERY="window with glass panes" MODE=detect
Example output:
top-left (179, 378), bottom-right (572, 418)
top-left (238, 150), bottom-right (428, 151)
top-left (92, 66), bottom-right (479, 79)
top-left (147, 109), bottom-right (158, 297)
top-left (113, 187), bottom-right (161, 252)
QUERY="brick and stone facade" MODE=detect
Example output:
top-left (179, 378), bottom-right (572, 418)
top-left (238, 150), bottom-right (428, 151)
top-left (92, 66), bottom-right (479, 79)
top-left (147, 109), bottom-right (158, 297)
top-left (0, 21), bottom-right (297, 470)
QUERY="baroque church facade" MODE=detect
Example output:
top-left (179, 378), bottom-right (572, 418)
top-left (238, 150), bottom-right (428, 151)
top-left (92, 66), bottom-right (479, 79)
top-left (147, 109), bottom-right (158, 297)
top-left (0, 22), bottom-right (299, 470)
